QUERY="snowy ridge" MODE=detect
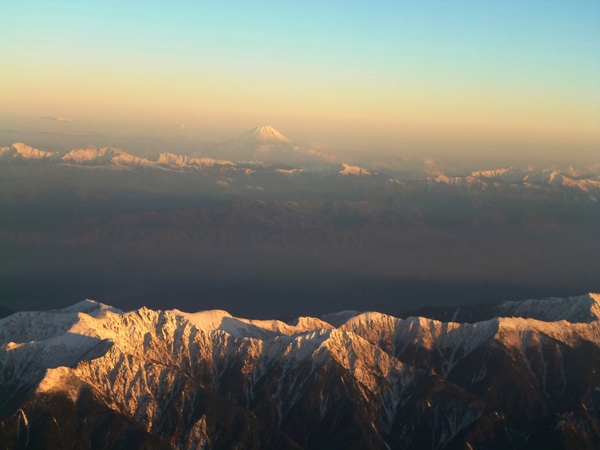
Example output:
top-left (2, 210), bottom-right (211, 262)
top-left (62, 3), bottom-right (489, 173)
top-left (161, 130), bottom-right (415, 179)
top-left (59, 298), bottom-right (123, 315)
top-left (496, 315), bottom-right (600, 351)
top-left (277, 163), bottom-right (375, 180)
top-left (496, 293), bottom-right (600, 323)
top-left (3, 141), bottom-right (599, 197)
top-left (3, 140), bottom-right (382, 181)
top-left (1, 293), bottom-right (600, 449)
top-left (470, 167), bottom-right (526, 183)
top-left (10, 145), bottom-right (237, 173)
top-left (0, 143), bottom-right (57, 160)
top-left (523, 171), bottom-right (600, 192)
top-left (156, 152), bottom-right (234, 169)
top-left (340, 312), bottom-right (500, 377)
top-left (432, 174), bottom-right (486, 188)
top-left (61, 147), bottom-right (154, 167)
top-left (171, 309), bottom-right (333, 338)
top-left (431, 166), bottom-right (600, 192)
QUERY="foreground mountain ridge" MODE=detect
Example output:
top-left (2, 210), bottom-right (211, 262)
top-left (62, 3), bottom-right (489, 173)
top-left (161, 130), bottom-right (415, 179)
top-left (1, 293), bottom-right (600, 449)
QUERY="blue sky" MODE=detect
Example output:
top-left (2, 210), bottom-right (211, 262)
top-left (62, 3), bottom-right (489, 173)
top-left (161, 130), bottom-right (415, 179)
top-left (1, 1), bottom-right (599, 158)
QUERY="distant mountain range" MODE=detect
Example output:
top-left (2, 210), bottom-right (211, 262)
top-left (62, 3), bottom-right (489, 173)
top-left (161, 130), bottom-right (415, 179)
top-left (1, 293), bottom-right (599, 449)
top-left (1, 126), bottom-right (598, 319)
top-left (1, 126), bottom-right (599, 197)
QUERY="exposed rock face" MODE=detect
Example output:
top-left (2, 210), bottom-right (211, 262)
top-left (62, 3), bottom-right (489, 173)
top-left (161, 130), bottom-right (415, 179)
top-left (1, 294), bottom-right (600, 449)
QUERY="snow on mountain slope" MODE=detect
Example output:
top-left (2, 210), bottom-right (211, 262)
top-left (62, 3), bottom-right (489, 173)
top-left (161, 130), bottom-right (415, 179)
top-left (2, 293), bottom-right (598, 388)
top-left (430, 166), bottom-right (600, 193)
top-left (167, 308), bottom-right (329, 339)
top-left (61, 147), bottom-right (152, 166)
top-left (0, 299), bottom-right (117, 345)
top-left (0, 143), bottom-right (57, 160)
top-left (3, 140), bottom-right (598, 199)
top-left (202, 126), bottom-right (347, 167)
top-left (59, 147), bottom-right (238, 174)
top-left (2, 293), bottom-right (600, 449)
top-left (156, 152), bottom-right (234, 169)
top-left (523, 171), bottom-right (600, 191)
top-left (0, 303), bottom-right (414, 447)
top-left (234, 125), bottom-right (293, 145)
top-left (339, 293), bottom-right (600, 379)
top-left (170, 309), bottom-right (234, 332)
top-left (470, 167), bottom-right (527, 183)
top-left (432, 174), bottom-right (486, 188)
top-left (496, 293), bottom-right (600, 323)
top-left (254, 326), bottom-right (419, 429)
top-left (339, 163), bottom-right (372, 176)
top-left (287, 316), bottom-right (333, 332)
top-left (524, 171), bottom-right (571, 186)
top-left (496, 315), bottom-right (600, 351)
top-left (340, 312), bottom-right (499, 377)
top-left (60, 298), bottom-right (123, 315)
top-left (61, 147), bottom-right (117, 164)
top-left (278, 163), bottom-right (375, 179)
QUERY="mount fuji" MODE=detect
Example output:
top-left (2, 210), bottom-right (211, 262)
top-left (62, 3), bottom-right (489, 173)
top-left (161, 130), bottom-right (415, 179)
top-left (201, 125), bottom-right (328, 166)
top-left (234, 125), bottom-right (293, 145)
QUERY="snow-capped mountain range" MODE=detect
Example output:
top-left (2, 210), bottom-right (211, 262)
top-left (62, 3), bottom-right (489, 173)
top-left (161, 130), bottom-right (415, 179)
top-left (1, 126), bottom-right (599, 195)
top-left (431, 166), bottom-right (600, 193)
top-left (1, 293), bottom-right (600, 449)
top-left (0, 133), bottom-right (380, 184)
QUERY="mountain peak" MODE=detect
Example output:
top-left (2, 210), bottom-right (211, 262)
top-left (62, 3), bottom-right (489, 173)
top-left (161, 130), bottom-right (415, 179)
top-left (236, 125), bottom-right (292, 144)
top-left (3, 294), bottom-right (600, 448)
top-left (0, 142), bottom-right (56, 160)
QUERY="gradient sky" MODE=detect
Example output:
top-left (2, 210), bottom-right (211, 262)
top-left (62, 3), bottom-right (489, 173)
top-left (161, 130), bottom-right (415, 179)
top-left (1, 1), bottom-right (599, 159)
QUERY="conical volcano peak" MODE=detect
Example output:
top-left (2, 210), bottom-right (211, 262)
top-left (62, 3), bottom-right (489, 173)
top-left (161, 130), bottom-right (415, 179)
top-left (237, 125), bottom-right (292, 144)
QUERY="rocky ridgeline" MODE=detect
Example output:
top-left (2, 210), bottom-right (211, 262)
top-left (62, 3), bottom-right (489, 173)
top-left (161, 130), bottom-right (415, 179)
top-left (1, 294), bottom-right (600, 449)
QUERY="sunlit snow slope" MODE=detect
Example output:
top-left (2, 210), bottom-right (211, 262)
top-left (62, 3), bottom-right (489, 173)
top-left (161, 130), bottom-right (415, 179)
top-left (1, 294), bottom-right (600, 449)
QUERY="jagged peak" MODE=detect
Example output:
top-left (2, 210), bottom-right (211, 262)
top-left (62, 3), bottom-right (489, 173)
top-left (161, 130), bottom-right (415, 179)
top-left (339, 163), bottom-right (372, 176)
top-left (156, 152), bottom-right (190, 166)
top-left (496, 292), bottom-right (600, 323)
top-left (287, 316), bottom-right (334, 331)
top-left (61, 147), bottom-right (155, 166)
top-left (61, 147), bottom-right (121, 162)
top-left (170, 309), bottom-right (234, 332)
top-left (470, 166), bottom-right (523, 178)
top-left (432, 174), bottom-right (486, 187)
top-left (157, 152), bottom-right (234, 168)
top-left (341, 311), bottom-right (400, 329)
top-left (58, 299), bottom-right (122, 315)
top-left (0, 142), bottom-right (56, 160)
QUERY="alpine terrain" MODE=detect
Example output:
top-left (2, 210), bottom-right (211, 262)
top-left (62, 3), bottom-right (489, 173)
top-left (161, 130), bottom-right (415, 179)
top-left (1, 293), bottom-right (600, 449)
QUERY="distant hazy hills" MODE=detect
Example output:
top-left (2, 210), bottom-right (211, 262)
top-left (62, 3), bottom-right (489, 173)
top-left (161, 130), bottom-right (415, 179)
top-left (1, 127), bottom-right (599, 197)
top-left (0, 128), bottom-right (598, 315)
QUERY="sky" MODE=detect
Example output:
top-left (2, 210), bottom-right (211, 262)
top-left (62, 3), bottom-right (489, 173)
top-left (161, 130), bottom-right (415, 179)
top-left (1, 1), bottom-right (599, 160)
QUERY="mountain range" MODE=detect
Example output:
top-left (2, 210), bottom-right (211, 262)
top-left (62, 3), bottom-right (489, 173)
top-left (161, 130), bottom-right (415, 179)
top-left (1, 126), bottom-right (599, 447)
top-left (1, 126), bottom-right (599, 316)
top-left (1, 293), bottom-right (600, 449)
top-left (1, 126), bottom-right (599, 197)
